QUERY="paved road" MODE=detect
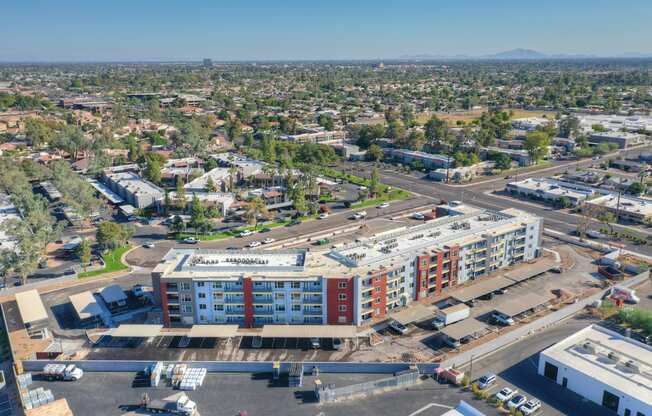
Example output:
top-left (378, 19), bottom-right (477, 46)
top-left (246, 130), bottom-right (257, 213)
top-left (341, 149), bottom-right (652, 257)
top-left (125, 196), bottom-right (432, 268)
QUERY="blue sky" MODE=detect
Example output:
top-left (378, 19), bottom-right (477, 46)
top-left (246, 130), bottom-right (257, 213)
top-left (2, 0), bottom-right (651, 61)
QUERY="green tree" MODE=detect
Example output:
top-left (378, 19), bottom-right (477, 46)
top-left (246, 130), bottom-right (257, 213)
top-left (627, 181), bottom-right (646, 196)
top-left (189, 194), bottom-right (208, 237)
top-left (244, 196), bottom-right (270, 230)
top-left (143, 153), bottom-right (165, 184)
top-left (367, 144), bottom-right (383, 162)
top-left (524, 131), bottom-right (551, 164)
top-left (291, 184), bottom-right (307, 213)
top-left (96, 221), bottom-right (133, 251)
top-left (175, 176), bottom-right (187, 210)
top-left (317, 113), bottom-right (335, 130)
top-left (170, 215), bottom-right (185, 235)
top-left (77, 238), bottom-right (92, 270)
top-left (598, 211), bottom-right (616, 234)
top-left (206, 176), bottom-right (218, 192)
top-left (369, 166), bottom-right (383, 197)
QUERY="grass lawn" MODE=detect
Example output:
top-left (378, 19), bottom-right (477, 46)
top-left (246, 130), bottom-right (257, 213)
top-left (78, 245), bottom-right (131, 278)
top-left (175, 218), bottom-right (310, 241)
top-left (416, 108), bottom-right (556, 126)
top-left (351, 189), bottom-right (411, 208)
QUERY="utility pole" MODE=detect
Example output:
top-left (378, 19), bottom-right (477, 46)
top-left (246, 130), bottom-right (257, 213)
top-left (469, 354), bottom-right (474, 381)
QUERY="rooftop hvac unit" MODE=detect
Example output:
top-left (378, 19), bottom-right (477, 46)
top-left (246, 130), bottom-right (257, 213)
top-left (624, 360), bottom-right (641, 373)
top-left (581, 341), bottom-right (597, 354)
top-left (607, 351), bottom-right (622, 363)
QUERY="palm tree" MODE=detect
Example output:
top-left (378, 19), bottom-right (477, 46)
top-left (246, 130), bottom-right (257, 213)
top-left (244, 197), bottom-right (270, 231)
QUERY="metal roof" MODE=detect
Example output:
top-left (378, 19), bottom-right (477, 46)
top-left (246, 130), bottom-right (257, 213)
top-left (188, 325), bottom-right (239, 338)
top-left (110, 324), bottom-right (163, 338)
top-left (69, 291), bottom-right (103, 320)
top-left (99, 284), bottom-right (127, 304)
top-left (504, 259), bottom-right (556, 283)
top-left (15, 290), bottom-right (48, 324)
top-left (440, 319), bottom-right (488, 341)
top-left (452, 277), bottom-right (514, 303)
top-left (390, 304), bottom-right (434, 325)
top-left (495, 293), bottom-right (553, 318)
top-left (261, 325), bottom-right (357, 339)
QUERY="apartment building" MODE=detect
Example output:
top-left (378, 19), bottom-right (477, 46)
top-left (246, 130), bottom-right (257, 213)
top-left (152, 205), bottom-right (542, 327)
top-left (101, 170), bottom-right (164, 209)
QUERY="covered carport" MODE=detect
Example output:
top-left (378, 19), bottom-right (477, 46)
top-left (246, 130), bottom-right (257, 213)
top-left (183, 324), bottom-right (240, 348)
top-left (504, 259), bottom-right (557, 284)
top-left (260, 325), bottom-right (358, 350)
top-left (440, 318), bottom-right (488, 343)
top-left (494, 293), bottom-right (554, 320)
top-left (389, 304), bottom-right (434, 325)
top-left (97, 324), bottom-right (164, 348)
top-left (452, 276), bottom-right (514, 303)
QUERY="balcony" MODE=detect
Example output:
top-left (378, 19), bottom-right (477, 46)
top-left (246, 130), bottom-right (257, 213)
top-left (226, 308), bottom-right (245, 315)
top-left (253, 308), bottom-right (273, 315)
top-left (252, 296), bottom-right (273, 304)
top-left (303, 295), bottom-right (323, 304)
top-left (225, 296), bottom-right (245, 303)
top-left (303, 308), bottom-right (322, 316)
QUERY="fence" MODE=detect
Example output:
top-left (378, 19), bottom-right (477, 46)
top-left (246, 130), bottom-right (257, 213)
top-left (316, 369), bottom-right (420, 402)
top-left (442, 270), bottom-right (650, 370)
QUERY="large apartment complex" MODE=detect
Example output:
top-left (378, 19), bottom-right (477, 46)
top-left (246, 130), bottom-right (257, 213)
top-left (152, 205), bottom-right (542, 327)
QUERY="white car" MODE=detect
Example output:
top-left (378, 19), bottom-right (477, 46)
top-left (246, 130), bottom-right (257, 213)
top-left (377, 202), bottom-right (390, 209)
top-left (262, 237), bottom-right (275, 244)
top-left (496, 387), bottom-right (517, 402)
top-left (412, 212), bottom-right (425, 220)
top-left (507, 395), bottom-right (528, 410)
top-left (491, 311), bottom-right (515, 326)
top-left (520, 400), bottom-right (542, 415)
top-left (248, 241), bottom-right (261, 248)
top-left (182, 237), bottom-right (198, 244)
top-left (387, 319), bottom-right (408, 335)
top-left (239, 230), bottom-right (255, 237)
top-left (318, 213), bottom-right (329, 219)
top-left (143, 242), bottom-right (155, 248)
top-left (477, 374), bottom-right (496, 389)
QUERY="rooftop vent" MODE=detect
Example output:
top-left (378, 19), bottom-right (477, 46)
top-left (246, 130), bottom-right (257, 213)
top-left (607, 351), bottom-right (622, 363)
top-left (625, 359), bottom-right (641, 373)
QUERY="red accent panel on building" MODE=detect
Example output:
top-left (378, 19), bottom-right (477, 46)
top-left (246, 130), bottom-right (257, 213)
top-left (372, 272), bottom-right (388, 318)
top-left (160, 282), bottom-right (170, 327)
top-left (415, 255), bottom-right (430, 300)
top-left (326, 278), bottom-right (354, 324)
top-left (435, 251), bottom-right (444, 295)
top-left (243, 277), bottom-right (254, 327)
top-left (449, 245), bottom-right (460, 287)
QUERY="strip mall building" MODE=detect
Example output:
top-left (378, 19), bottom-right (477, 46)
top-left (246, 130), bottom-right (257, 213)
top-left (152, 204), bottom-right (542, 327)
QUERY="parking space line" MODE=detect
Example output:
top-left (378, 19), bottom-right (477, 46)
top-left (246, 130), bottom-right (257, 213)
top-left (407, 402), bottom-right (453, 416)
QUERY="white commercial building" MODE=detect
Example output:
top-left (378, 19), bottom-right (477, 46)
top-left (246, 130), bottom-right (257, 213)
top-left (0, 193), bottom-right (20, 251)
top-left (586, 194), bottom-right (652, 223)
top-left (506, 178), bottom-right (598, 206)
top-left (539, 325), bottom-right (652, 416)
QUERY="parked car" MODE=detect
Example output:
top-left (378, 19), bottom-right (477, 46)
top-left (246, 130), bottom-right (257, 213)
top-left (507, 395), bottom-right (528, 410)
top-left (443, 336), bottom-right (461, 348)
top-left (332, 337), bottom-right (344, 350)
top-left (248, 241), bottom-right (261, 248)
top-left (252, 336), bottom-right (263, 349)
top-left (491, 311), bottom-right (515, 326)
top-left (262, 237), bottom-right (275, 244)
top-left (494, 288), bottom-right (508, 295)
top-left (412, 212), bottom-right (425, 220)
top-left (143, 242), bottom-right (155, 248)
top-left (239, 230), bottom-right (254, 237)
top-left (182, 237), bottom-right (198, 244)
top-left (310, 337), bottom-right (321, 349)
top-left (496, 387), bottom-right (517, 402)
top-left (477, 374), bottom-right (496, 389)
top-left (387, 319), bottom-right (408, 335)
top-left (287, 219), bottom-right (302, 226)
top-left (520, 399), bottom-right (542, 415)
top-left (377, 202), bottom-right (390, 209)
top-left (132, 284), bottom-right (145, 297)
top-left (318, 213), bottom-right (329, 219)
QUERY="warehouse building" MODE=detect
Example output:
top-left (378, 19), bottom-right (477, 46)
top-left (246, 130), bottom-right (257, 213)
top-left (152, 204), bottom-right (542, 327)
top-left (539, 325), bottom-right (652, 416)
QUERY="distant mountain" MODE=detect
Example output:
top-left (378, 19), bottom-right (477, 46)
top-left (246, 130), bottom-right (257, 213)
top-left (484, 48), bottom-right (547, 60)
top-left (398, 49), bottom-right (650, 61)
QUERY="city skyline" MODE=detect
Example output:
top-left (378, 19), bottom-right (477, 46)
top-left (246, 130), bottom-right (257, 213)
top-left (2, 0), bottom-right (652, 62)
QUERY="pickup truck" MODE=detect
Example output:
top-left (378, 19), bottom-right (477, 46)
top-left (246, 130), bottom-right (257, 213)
top-left (141, 392), bottom-right (197, 415)
top-left (42, 364), bottom-right (84, 381)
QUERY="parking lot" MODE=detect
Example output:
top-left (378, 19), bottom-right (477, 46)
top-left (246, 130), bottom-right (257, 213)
top-left (31, 370), bottom-right (501, 416)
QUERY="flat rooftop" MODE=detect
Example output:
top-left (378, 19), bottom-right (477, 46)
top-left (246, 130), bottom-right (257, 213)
top-left (330, 207), bottom-right (530, 267)
top-left (541, 324), bottom-right (652, 407)
top-left (588, 194), bottom-right (652, 217)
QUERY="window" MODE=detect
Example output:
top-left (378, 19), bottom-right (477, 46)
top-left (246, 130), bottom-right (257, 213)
top-left (199, 304), bottom-right (207, 310)
top-left (213, 292), bottom-right (223, 301)
top-left (181, 294), bottom-right (192, 303)
top-left (338, 316), bottom-right (347, 323)
top-left (338, 293), bottom-right (347, 301)
top-left (291, 282), bottom-right (300, 289)
top-left (180, 282), bottom-right (191, 291)
top-left (197, 282), bottom-right (205, 287)
top-left (275, 304), bottom-right (285, 312)
top-left (338, 305), bottom-right (347, 312)
top-left (601, 391), bottom-right (619, 412)
top-left (338, 281), bottom-right (347, 289)
top-left (274, 292), bottom-right (285, 300)
top-left (274, 282), bottom-right (285, 289)
top-left (212, 282), bottom-right (223, 289)
top-left (375, 287), bottom-right (381, 293)
top-left (182, 304), bottom-right (193, 313)
top-left (291, 304), bottom-right (301, 311)
top-left (214, 304), bottom-right (223, 311)
top-left (291, 292), bottom-right (301, 301)
top-left (198, 293), bottom-right (206, 299)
